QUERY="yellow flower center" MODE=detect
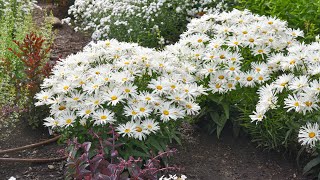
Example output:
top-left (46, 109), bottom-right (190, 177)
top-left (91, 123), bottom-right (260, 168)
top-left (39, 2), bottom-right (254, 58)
top-left (85, 110), bottom-right (91, 114)
top-left (140, 107), bottom-right (146, 112)
top-left (249, 38), bottom-right (254, 43)
top-left (145, 97), bottom-right (151, 101)
top-left (197, 39), bottom-right (203, 43)
top-left (124, 129), bottom-right (130, 133)
top-left (186, 104), bottom-right (192, 109)
top-left (156, 85), bottom-right (163, 90)
top-left (73, 97), bottom-right (80, 101)
top-left (59, 105), bottom-right (66, 111)
top-left (258, 76), bottom-right (264, 81)
top-left (131, 111), bottom-right (137, 115)
top-left (229, 67), bottom-right (235, 71)
top-left (170, 85), bottom-right (176, 89)
top-left (280, 82), bottom-right (287, 86)
top-left (309, 132), bottom-right (316, 138)
top-left (66, 119), bottom-right (72, 124)
top-left (294, 102), bottom-right (299, 107)
top-left (247, 77), bottom-right (253, 81)
top-left (290, 60), bottom-right (296, 65)
top-left (63, 86), bottom-right (69, 91)
top-left (235, 76), bottom-right (240, 81)
top-left (136, 126), bottom-right (143, 132)
top-left (258, 49), bottom-right (264, 53)
top-left (228, 83), bottom-right (233, 88)
top-left (242, 31), bottom-right (248, 34)
top-left (94, 100), bottom-right (99, 105)
top-left (43, 95), bottom-right (48, 100)
top-left (93, 85), bottom-right (98, 89)
top-left (111, 96), bottom-right (118, 101)
top-left (305, 101), bottom-right (313, 107)
top-left (95, 71), bottom-right (100, 75)
top-left (147, 125), bottom-right (152, 129)
top-left (268, 21), bottom-right (273, 25)
top-left (114, 55), bottom-right (119, 59)
top-left (100, 115), bottom-right (107, 120)
top-left (215, 83), bottom-right (221, 88)
top-left (163, 110), bottom-right (169, 115)
top-left (220, 55), bottom-right (225, 59)
top-left (125, 89), bottom-right (131, 93)
top-left (218, 75), bottom-right (225, 79)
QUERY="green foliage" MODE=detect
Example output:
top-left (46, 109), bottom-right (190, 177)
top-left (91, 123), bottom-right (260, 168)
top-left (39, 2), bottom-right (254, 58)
top-left (235, 0), bottom-right (320, 42)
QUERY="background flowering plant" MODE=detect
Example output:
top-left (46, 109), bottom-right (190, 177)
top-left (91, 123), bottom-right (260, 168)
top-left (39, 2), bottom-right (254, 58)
top-left (64, 0), bottom-right (228, 47)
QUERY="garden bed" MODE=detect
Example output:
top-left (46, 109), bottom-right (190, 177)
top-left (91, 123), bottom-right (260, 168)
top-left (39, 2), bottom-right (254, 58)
top-left (0, 2), bottom-right (311, 180)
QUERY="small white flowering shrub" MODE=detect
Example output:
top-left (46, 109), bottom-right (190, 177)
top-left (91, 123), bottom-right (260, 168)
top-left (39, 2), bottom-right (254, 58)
top-left (65, 0), bottom-right (228, 47)
top-left (35, 39), bottom-right (206, 154)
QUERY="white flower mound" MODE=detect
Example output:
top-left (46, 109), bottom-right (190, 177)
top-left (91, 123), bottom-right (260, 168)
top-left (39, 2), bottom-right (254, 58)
top-left (35, 39), bottom-right (206, 140)
top-left (65, 0), bottom-right (227, 40)
top-left (164, 9), bottom-right (319, 123)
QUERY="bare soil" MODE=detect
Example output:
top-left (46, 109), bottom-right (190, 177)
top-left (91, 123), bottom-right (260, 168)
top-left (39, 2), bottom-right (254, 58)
top-left (0, 3), bottom-right (309, 180)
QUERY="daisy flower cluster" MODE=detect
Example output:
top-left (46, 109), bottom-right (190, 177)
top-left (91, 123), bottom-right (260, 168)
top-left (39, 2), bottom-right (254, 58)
top-left (166, 9), bottom-right (302, 97)
top-left (35, 39), bottom-right (206, 140)
top-left (298, 122), bottom-right (320, 148)
top-left (64, 0), bottom-right (227, 44)
top-left (252, 41), bottom-right (320, 122)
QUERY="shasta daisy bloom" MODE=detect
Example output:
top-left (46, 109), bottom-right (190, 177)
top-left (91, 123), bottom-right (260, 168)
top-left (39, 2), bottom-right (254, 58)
top-left (300, 93), bottom-right (319, 115)
top-left (284, 94), bottom-right (303, 112)
top-left (56, 80), bottom-right (73, 94)
top-left (298, 122), bottom-right (320, 147)
top-left (138, 91), bottom-right (159, 104)
top-left (142, 119), bottom-right (160, 134)
top-left (148, 79), bottom-right (166, 94)
top-left (117, 121), bottom-right (136, 138)
top-left (239, 71), bottom-right (256, 87)
top-left (121, 83), bottom-right (138, 98)
top-left (35, 90), bottom-right (53, 106)
top-left (184, 101), bottom-right (201, 115)
top-left (86, 94), bottom-right (105, 108)
top-left (76, 105), bottom-right (95, 118)
top-left (133, 123), bottom-right (149, 140)
top-left (273, 74), bottom-right (294, 93)
top-left (66, 91), bottom-right (85, 105)
top-left (249, 110), bottom-right (266, 123)
top-left (43, 117), bottom-right (60, 128)
top-left (92, 109), bottom-right (115, 125)
top-left (159, 103), bottom-right (179, 122)
top-left (309, 79), bottom-right (320, 95)
top-left (135, 102), bottom-right (153, 118)
top-left (288, 75), bottom-right (309, 93)
top-left (104, 89), bottom-right (125, 106)
top-left (59, 111), bottom-right (77, 127)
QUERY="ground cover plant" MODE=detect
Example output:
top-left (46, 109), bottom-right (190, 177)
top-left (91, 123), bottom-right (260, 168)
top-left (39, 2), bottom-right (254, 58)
top-left (64, 0), bottom-right (229, 48)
